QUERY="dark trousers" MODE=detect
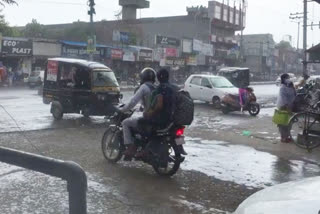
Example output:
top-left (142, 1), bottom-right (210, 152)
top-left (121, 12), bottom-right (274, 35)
top-left (278, 124), bottom-right (292, 139)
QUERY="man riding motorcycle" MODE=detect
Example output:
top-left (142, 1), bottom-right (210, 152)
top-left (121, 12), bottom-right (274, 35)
top-left (144, 69), bottom-right (187, 155)
top-left (120, 68), bottom-right (156, 158)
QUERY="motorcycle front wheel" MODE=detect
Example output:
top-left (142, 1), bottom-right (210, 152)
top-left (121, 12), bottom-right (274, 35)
top-left (101, 128), bottom-right (123, 163)
top-left (152, 142), bottom-right (182, 177)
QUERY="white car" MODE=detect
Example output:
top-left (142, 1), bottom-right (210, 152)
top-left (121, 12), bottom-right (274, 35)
top-left (234, 176), bottom-right (320, 214)
top-left (184, 74), bottom-right (238, 107)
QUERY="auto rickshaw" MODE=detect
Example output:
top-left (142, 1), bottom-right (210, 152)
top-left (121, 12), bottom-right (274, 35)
top-left (43, 58), bottom-right (121, 120)
top-left (217, 67), bottom-right (250, 88)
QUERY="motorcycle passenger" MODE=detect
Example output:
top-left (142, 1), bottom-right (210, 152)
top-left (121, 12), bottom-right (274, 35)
top-left (143, 68), bottom-right (188, 156)
top-left (120, 68), bottom-right (156, 157)
top-left (144, 68), bottom-right (179, 128)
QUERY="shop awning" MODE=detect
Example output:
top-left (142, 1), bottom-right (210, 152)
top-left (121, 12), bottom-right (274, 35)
top-left (129, 45), bottom-right (153, 51)
top-left (307, 43), bottom-right (320, 63)
top-left (60, 40), bottom-right (107, 48)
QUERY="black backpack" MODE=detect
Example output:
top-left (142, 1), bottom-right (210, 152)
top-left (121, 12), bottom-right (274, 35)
top-left (173, 90), bottom-right (194, 126)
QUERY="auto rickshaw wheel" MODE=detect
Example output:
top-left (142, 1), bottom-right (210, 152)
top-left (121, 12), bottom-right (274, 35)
top-left (51, 103), bottom-right (63, 120)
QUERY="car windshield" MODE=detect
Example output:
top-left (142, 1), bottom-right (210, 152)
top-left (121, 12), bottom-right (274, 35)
top-left (93, 70), bottom-right (119, 87)
top-left (210, 77), bottom-right (234, 88)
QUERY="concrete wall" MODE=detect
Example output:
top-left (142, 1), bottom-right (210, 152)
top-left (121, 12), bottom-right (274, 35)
top-left (139, 17), bottom-right (210, 47)
top-left (33, 42), bottom-right (61, 56)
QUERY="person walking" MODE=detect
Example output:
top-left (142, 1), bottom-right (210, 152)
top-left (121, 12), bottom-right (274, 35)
top-left (276, 73), bottom-right (296, 143)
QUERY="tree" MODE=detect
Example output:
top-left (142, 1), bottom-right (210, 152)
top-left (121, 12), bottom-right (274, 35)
top-left (23, 19), bottom-right (47, 38)
top-left (276, 41), bottom-right (293, 50)
top-left (63, 21), bottom-right (91, 41)
top-left (0, 12), bottom-right (21, 36)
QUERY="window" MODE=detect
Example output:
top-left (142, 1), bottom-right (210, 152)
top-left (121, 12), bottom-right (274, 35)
top-left (215, 5), bottom-right (221, 19)
top-left (190, 77), bottom-right (201, 86)
top-left (242, 13), bottom-right (246, 27)
top-left (210, 77), bottom-right (234, 88)
top-left (230, 11), bottom-right (234, 24)
top-left (93, 69), bottom-right (119, 87)
top-left (201, 78), bottom-right (211, 88)
top-left (223, 8), bottom-right (228, 22)
top-left (235, 13), bottom-right (240, 25)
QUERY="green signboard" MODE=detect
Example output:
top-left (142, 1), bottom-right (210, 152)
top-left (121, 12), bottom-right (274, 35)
top-left (87, 35), bottom-right (96, 53)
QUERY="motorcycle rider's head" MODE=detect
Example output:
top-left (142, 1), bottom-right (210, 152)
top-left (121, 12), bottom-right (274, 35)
top-left (157, 69), bottom-right (169, 84)
top-left (140, 67), bottom-right (156, 84)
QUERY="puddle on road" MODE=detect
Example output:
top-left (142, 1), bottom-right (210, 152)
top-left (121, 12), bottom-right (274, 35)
top-left (182, 137), bottom-right (320, 188)
top-left (190, 115), bottom-right (242, 130)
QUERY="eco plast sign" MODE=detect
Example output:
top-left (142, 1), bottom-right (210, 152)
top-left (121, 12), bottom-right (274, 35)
top-left (1, 39), bottom-right (33, 56)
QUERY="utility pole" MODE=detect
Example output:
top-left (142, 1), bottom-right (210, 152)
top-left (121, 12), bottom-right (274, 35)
top-left (88, 0), bottom-right (96, 61)
top-left (297, 22), bottom-right (300, 50)
top-left (239, 0), bottom-right (245, 64)
top-left (303, 0), bottom-right (308, 75)
top-left (259, 41), bottom-right (264, 80)
top-left (289, 12), bottom-right (303, 50)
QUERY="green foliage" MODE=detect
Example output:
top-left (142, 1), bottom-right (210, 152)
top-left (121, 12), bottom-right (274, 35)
top-left (0, 0), bottom-right (17, 6)
top-left (276, 41), bottom-right (293, 50)
top-left (0, 12), bottom-right (21, 36)
top-left (23, 19), bottom-right (47, 38)
top-left (63, 22), bottom-right (90, 41)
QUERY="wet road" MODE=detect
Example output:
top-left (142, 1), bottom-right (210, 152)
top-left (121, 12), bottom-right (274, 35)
top-left (0, 84), bottom-right (277, 133)
top-left (0, 86), bottom-right (320, 213)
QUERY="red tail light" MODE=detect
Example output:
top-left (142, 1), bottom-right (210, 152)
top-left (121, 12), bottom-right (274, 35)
top-left (176, 127), bottom-right (185, 137)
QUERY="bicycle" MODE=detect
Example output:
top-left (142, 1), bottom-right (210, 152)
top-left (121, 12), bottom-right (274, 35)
top-left (289, 107), bottom-right (320, 151)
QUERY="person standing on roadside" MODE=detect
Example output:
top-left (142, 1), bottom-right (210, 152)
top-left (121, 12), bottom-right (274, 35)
top-left (276, 73), bottom-right (296, 143)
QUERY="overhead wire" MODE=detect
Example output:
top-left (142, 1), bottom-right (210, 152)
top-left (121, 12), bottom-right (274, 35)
top-left (0, 104), bottom-right (43, 155)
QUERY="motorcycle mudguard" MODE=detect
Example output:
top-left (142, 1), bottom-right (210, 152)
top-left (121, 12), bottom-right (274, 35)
top-left (147, 140), bottom-right (169, 168)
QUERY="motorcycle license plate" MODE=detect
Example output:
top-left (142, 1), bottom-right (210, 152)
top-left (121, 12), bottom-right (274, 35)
top-left (175, 137), bottom-right (185, 145)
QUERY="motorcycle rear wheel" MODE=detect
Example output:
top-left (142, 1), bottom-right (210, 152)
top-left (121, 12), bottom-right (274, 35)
top-left (152, 142), bottom-right (181, 177)
top-left (248, 103), bottom-right (260, 116)
top-left (101, 128), bottom-right (123, 163)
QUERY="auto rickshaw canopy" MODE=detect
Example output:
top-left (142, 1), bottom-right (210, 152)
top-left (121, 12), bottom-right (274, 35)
top-left (217, 67), bottom-right (250, 88)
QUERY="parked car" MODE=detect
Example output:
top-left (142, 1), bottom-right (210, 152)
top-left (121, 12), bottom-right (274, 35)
top-left (28, 70), bottom-right (44, 88)
top-left (234, 176), bottom-right (320, 214)
top-left (184, 74), bottom-right (238, 108)
top-left (276, 73), bottom-right (297, 86)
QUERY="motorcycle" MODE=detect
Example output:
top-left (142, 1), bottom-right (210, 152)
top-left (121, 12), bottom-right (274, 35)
top-left (221, 88), bottom-right (260, 116)
top-left (101, 109), bottom-right (186, 176)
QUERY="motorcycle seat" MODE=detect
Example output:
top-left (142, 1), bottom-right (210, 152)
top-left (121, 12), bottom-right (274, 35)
top-left (156, 123), bottom-right (174, 135)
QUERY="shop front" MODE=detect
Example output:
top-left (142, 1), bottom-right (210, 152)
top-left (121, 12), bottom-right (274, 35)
top-left (0, 37), bottom-right (33, 82)
top-left (60, 40), bottom-right (106, 62)
top-left (32, 39), bottom-right (62, 71)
